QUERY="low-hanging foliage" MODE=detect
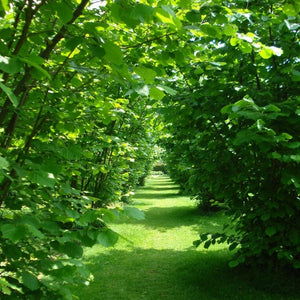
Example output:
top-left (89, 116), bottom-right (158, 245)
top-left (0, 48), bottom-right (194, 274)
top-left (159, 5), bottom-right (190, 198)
top-left (160, 0), bottom-right (300, 269)
top-left (0, 0), bottom-right (299, 298)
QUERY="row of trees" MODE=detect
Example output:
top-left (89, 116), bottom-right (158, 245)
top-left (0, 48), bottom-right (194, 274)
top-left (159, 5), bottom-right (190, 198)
top-left (0, 0), bottom-right (164, 298)
top-left (160, 0), bottom-right (300, 269)
top-left (0, 0), bottom-right (299, 298)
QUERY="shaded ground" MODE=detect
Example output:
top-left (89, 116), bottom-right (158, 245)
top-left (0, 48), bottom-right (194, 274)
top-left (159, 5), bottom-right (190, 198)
top-left (73, 175), bottom-right (300, 300)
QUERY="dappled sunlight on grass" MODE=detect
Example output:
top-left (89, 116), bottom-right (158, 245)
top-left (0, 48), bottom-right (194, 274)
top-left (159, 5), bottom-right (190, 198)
top-left (77, 246), bottom-right (299, 300)
top-left (73, 175), bottom-right (300, 300)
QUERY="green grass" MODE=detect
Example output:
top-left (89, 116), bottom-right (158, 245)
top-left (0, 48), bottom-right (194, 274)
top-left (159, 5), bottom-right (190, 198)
top-left (73, 175), bottom-right (300, 300)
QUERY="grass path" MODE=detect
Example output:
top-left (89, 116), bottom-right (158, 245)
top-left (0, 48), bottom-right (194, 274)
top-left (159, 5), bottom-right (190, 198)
top-left (74, 175), bottom-right (299, 300)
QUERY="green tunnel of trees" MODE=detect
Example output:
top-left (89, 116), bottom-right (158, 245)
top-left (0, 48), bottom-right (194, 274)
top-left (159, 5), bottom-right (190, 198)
top-left (0, 0), bottom-right (299, 298)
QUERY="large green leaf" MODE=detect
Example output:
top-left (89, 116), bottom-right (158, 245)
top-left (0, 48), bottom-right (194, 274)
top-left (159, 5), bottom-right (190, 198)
top-left (200, 24), bottom-right (221, 38)
top-left (154, 6), bottom-right (182, 29)
top-left (28, 170), bottom-right (56, 188)
top-left (123, 206), bottom-right (145, 220)
top-left (60, 144), bottom-right (82, 160)
top-left (239, 41), bottom-right (252, 54)
top-left (134, 66), bottom-right (157, 84)
top-left (62, 241), bottom-right (83, 258)
top-left (22, 271), bottom-right (40, 291)
top-left (56, 1), bottom-right (73, 23)
top-left (103, 42), bottom-right (123, 65)
top-left (88, 44), bottom-right (105, 59)
top-left (0, 0), bottom-right (9, 11)
top-left (223, 24), bottom-right (238, 36)
top-left (157, 84), bottom-right (177, 96)
top-left (186, 10), bottom-right (202, 23)
top-left (132, 4), bottom-right (154, 23)
top-left (0, 156), bottom-right (9, 169)
top-left (18, 57), bottom-right (51, 79)
top-left (150, 86), bottom-right (165, 100)
top-left (259, 47), bottom-right (273, 59)
top-left (97, 228), bottom-right (119, 247)
top-left (0, 55), bottom-right (22, 74)
top-left (78, 210), bottom-right (99, 226)
top-left (0, 82), bottom-right (19, 107)
top-left (0, 224), bottom-right (27, 242)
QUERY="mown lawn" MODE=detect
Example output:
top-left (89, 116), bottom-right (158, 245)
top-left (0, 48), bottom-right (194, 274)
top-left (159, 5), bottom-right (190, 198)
top-left (72, 175), bottom-right (300, 300)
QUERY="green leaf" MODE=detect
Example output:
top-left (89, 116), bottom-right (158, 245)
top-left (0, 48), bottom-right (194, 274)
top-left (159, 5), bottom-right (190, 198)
top-left (265, 227), bottom-right (277, 237)
top-left (0, 0), bottom-right (9, 11)
top-left (230, 37), bottom-right (238, 46)
top-left (204, 240), bottom-right (211, 249)
top-left (186, 10), bottom-right (202, 23)
top-left (18, 57), bottom-right (51, 79)
top-left (291, 69), bottom-right (300, 81)
top-left (62, 241), bottom-right (83, 258)
top-left (123, 207), bottom-right (145, 220)
top-left (200, 24), bottom-right (221, 38)
top-left (28, 171), bottom-right (56, 188)
top-left (103, 42), bottom-right (123, 65)
top-left (78, 210), bottom-right (99, 225)
top-left (232, 97), bottom-right (258, 112)
top-left (239, 41), bottom-right (252, 54)
top-left (132, 4), bottom-right (154, 23)
top-left (0, 82), bottom-right (19, 107)
top-left (65, 37), bottom-right (83, 50)
top-left (100, 208), bottom-right (120, 223)
top-left (200, 233), bottom-right (208, 241)
top-left (155, 6), bottom-right (182, 29)
top-left (261, 213), bottom-right (271, 221)
top-left (0, 55), bottom-right (22, 74)
top-left (88, 44), bottom-right (105, 59)
top-left (259, 47), bottom-right (273, 59)
top-left (229, 242), bottom-right (239, 251)
top-left (229, 260), bottom-right (239, 268)
top-left (26, 224), bottom-right (44, 239)
top-left (42, 221), bottom-right (60, 235)
top-left (0, 224), bottom-right (27, 242)
top-left (0, 156), bottom-right (9, 169)
top-left (60, 144), bottom-right (82, 160)
top-left (193, 239), bottom-right (201, 247)
top-left (97, 228), bottom-right (119, 247)
top-left (150, 87), bottom-right (165, 100)
top-left (290, 155), bottom-right (300, 162)
top-left (283, 3), bottom-right (298, 17)
top-left (134, 66), bottom-right (157, 84)
top-left (157, 84), bottom-right (177, 95)
top-left (179, 0), bottom-right (192, 8)
top-left (223, 24), bottom-right (238, 36)
top-left (22, 271), bottom-right (40, 291)
top-left (264, 104), bottom-right (281, 112)
top-left (56, 1), bottom-right (73, 23)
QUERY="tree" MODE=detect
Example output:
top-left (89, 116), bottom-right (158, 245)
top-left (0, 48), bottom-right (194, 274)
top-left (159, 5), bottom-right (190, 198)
top-left (0, 0), bottom-right (299, 297)
top-left (160, 0), bottom-right (300, 269)
top-left (0, 0), bottom-right (160, 297)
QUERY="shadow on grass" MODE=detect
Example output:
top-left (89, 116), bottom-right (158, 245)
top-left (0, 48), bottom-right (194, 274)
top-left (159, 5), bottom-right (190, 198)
top-left (133, 192), bottom-right (181, 200)
top-left (75, 248), bottom-right (300, 300)
top-left (118, 205), bottom-right (226, 233)
top-left (139, 186), bottom-right (180, 191)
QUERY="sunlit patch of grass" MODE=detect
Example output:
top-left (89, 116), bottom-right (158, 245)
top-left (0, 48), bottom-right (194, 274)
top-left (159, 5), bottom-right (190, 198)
top-left (73, 175), bottom-right (300, 300)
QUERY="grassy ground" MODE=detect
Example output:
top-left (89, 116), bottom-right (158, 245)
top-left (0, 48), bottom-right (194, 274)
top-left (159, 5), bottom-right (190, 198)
top-left (73, 175), bottom-right (300, 300)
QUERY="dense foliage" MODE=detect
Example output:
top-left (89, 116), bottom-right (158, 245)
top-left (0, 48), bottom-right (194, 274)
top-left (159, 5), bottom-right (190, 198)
top-left (0, 0), bottom-right (162, 298)
top-left (160, 1), bottom-right (300, 269)
top-left (0, 0), bottom-right (299, 298)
